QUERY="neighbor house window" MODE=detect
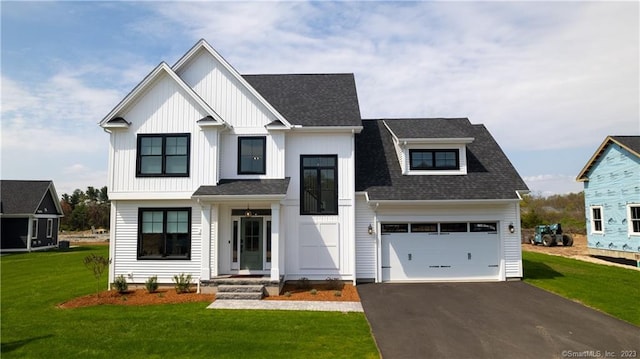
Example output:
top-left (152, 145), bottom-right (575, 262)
top-left (629, 205), bottom-right (640, 235)
top-left (138, 208), bottom-right (191, 259)
top-left (591, 206), bottom-right (603, 233)
top-left (409, 149), bottom-right (459, 170)
top-left (301, 155), bottom-right (338, 215)
top-left (137, 134), bottom-right (190, 177)
top-left (31, 219), bottom-right (38, 239)
top-left (238, 137), bottom-right (266, 174)
top-left (46, 219), bottom-right (54, 238)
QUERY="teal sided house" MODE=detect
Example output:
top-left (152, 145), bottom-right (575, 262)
top-left (99, 39), bottom-right (528, 294)
top-left (577, 136), bottom-right (640, 266)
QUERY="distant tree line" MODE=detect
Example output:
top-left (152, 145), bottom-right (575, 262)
top-left (520, 192), bottom-right (585, 233)
top-left (60, 186), bottom-right (110, 231)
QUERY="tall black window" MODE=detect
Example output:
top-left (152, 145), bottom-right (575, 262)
top-left (238, 137), bottom-right (266, 174)
top-left (301, 155), bottom-right (338, 215)
top-left (137, 134), bottom-right (190, 176)
top-left (409, 149), bottom-right (459, 170)
top-left (138, 208), bottom-right (191, 259)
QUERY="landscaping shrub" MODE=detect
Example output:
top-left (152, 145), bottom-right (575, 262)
top-left (173, 273), bottom-right (192, 293)
top-left (113, 274), bottom-right (128, 293)
top-left (296, 277), bottom-right (311, 290)
top-left (325, 277), bottom-right (343, 290)
top-left (83, 253), bottom-right (110, 296)
top-left (145, 275), bottom-right (158, 293)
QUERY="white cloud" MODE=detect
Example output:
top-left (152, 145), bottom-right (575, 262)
top-left (523, 174), bottom-right (584, 197)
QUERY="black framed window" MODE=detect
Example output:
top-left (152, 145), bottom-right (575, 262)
top-left (138, 208), bottom-right (191, 259)
top-left (381, 224), bottom-right (409, 233)
top-left (301, 155), bottom-right (338, 215)
top-left (440, 222), bottom-right (468, 232)
top-left (238, 137), bottom-right (266, 174)
top-left (411, 223), bottom-right (438, 233)
top-left (409, 149), bottom-right (459, 170)
top-left (137, 134), bottom-right (190, 177)
top-left (470, 222), bottom-right (498, 232)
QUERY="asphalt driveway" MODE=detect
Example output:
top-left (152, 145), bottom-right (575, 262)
top-left (358, 282), bottom-right (639, 359)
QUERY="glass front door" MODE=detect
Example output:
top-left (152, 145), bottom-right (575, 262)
top-left (240, 217), bottom-right (263, 271)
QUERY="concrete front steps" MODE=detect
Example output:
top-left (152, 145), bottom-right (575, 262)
top-left (216, 284), bottom-right (265, 300)
top-left (200, 275), bottom-right (284, 298)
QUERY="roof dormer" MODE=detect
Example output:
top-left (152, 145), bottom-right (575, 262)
top-left (383, 119), bottom-right (475, 176)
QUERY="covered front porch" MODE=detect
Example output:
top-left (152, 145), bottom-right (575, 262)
top-left (192, 178), bottom-right (290, 285)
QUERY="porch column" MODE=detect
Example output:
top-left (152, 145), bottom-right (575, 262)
top-left (210, 204), bottom-right (219, 277)
top-left (270, 202), bottom-right (281, 281)
top-left (200, 203), bottom-right (211, 280)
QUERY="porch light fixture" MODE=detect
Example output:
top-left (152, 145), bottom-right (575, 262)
top-left (245, 206), bottom-right (253, 217)
top-left (368, 224), bottom-right (374, 235)
top-left (508, 223), bottom-right (515, 234)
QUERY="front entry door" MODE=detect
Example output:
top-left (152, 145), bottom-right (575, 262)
top-left (240, 217), bottom-right (263, 271)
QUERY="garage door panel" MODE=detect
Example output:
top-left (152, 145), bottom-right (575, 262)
top-left (382, 232), bottom-right (500, 281)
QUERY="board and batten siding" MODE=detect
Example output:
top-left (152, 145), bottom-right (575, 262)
top-left (110, 200), bottom-right (202, 284)
top-left (281, 132), bottom-right (356, 280)
top-left (219, 131), bottom-right (285, 179)
top-left (370, 202), bottom-right (523, 281)
top-left (176, 49), bottom-right (280, 129)
top-left (355, 194), bottom-right (376, 280)
top-left (108, 73), bottom-right (219, 198)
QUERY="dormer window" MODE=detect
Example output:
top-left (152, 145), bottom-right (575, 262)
top-left (238, 137), bottom-right (266, 175)
top-left (409, 149), bottom-right (459, 170)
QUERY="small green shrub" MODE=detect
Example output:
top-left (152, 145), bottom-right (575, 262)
top-left (325, 277), bottom-right (343, 290)
top-left (113, 274), bottom-right (128, 293)
top-left (145, 275), bottom-right (158, 293)
top-left (334, 290), bottom-right (342, 297)
top-left (310, 289), bottom-right (318, 295)
top-left (296, 277), bottom-right (311, 290)
top-left (173, 273), bottom-right (192, 294)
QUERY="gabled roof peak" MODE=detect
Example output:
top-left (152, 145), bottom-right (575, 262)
top-left (99, 61), bottom-right (226, 127)
top-left (576, 135), bottom-right (640, 181)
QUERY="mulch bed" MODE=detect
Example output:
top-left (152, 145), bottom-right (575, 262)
top-left (58, 283), bottom-right (360, 308)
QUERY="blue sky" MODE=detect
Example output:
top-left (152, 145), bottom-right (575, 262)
top-left (2, 1), bottom-right (638, 197)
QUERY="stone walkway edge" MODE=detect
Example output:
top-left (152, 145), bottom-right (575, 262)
top-left (207, 300), bottom-right (363, 312)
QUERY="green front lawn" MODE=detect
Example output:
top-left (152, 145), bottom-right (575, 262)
top-left (1, 246), bottom-right (379, 358)
top-left (523, 251), bottom-right (640, 326)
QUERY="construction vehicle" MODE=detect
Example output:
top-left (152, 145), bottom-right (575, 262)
top-left (529, 223), bottom-right (573, 247)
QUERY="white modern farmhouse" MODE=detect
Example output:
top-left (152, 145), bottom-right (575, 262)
top-left (100, 39), bottom-right (528, 294)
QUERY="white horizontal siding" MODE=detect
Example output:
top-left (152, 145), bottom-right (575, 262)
top-left (177, 49), bottom-right (279, 129)
top-left (112, 200), bottom-right (202, 284)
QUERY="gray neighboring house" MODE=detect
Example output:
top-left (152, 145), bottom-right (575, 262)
top-left (0, 180), bottom-right (64, 252)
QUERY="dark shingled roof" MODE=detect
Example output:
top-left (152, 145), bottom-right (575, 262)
top-left (355, 119), bottom-right (528, 201)
top-left (1, 180), bottom-right (57, 214)
top-left (384, 118), bottom-right (476, 139)
top-left (611, 136), bottom-right (640, 156)
top-left (193, 178), bottom-right (290, 197)
top-left (242, 74), bottom-right (362, 127)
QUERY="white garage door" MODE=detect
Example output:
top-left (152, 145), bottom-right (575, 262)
top-left (381, 222), bottom-right (500, 281)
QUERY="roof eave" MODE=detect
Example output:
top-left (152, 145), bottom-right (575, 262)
top-left (291, 125), bottom-right (363, 133)
top-left (192, 194), bottom-right (287, 201)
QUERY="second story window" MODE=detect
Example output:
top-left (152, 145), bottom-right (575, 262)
top-left (238, 137), bottom-right (266, 174)
top-left (409, 149), bottom-right (459, 170)
top-left (137, 134), bottom-right (190, 177)
top-left (301, 155), bottom-right (338, 215)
